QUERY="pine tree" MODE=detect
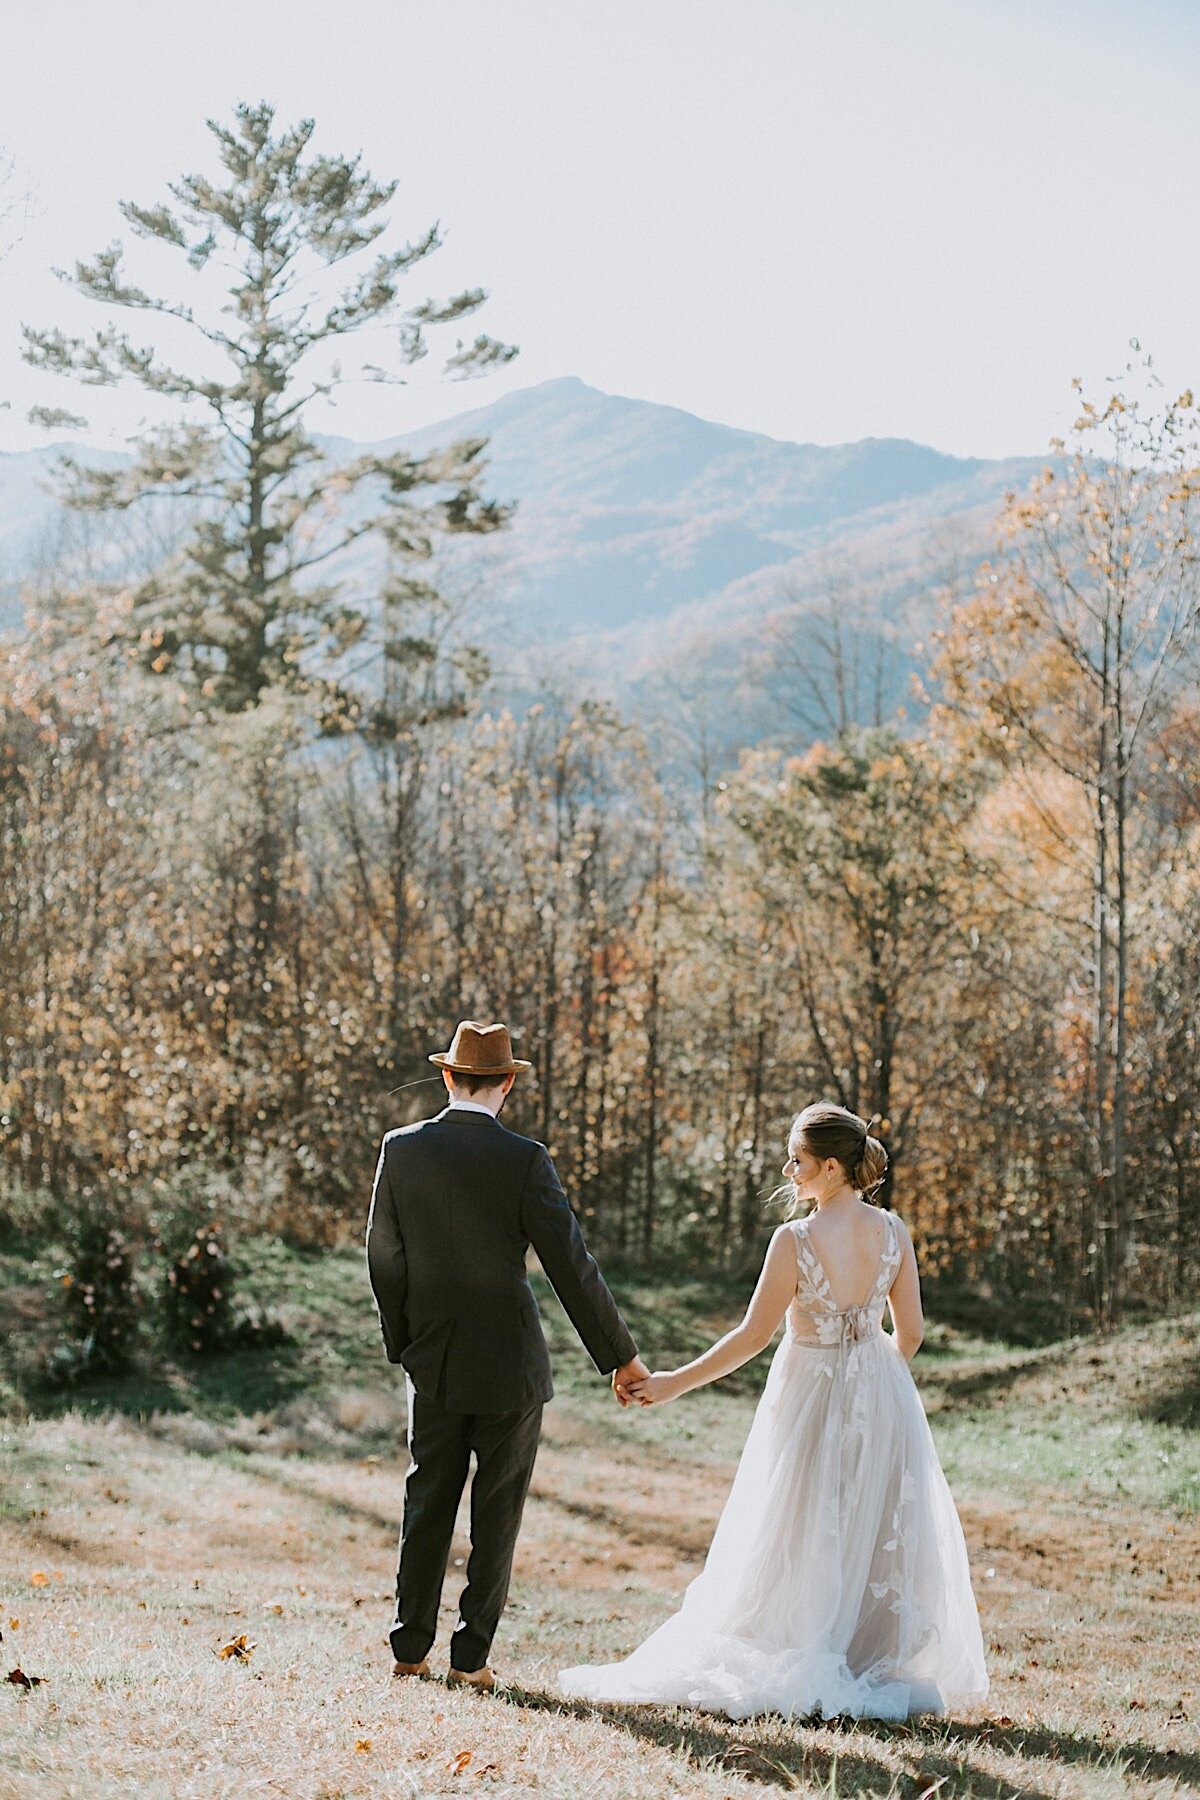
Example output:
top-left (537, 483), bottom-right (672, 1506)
top-left (23, 102), bottom-right (515, 716)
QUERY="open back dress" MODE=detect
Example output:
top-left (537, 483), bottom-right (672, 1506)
top-left (559, 1211), bottom-right (989, 1720)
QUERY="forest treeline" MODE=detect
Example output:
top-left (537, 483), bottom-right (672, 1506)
top-left (1, 106), bottom-right (1198, 1332)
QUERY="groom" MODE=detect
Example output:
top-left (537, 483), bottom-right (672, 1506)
top-left (366, 1019), bottom-right (647, 1690)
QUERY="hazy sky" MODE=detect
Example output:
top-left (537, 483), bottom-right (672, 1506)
top-left (1, 0), bottom-right (1197, 460)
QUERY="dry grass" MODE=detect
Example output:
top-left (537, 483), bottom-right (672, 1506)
top-left (0, 1276), bottom-right (1197, 1798)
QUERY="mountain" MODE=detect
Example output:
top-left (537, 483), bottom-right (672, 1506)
top-left (0, 443), bottom-right (129, 632)
top-left (367, 377), bottom-right (1037, 638)
top-left (0, 379), bottom-right (1043, 733)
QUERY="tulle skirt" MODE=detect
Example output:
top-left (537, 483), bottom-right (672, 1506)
top-left (559, 1331), bottom-right (988, 1721)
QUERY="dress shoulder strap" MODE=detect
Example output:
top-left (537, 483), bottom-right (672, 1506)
top-left (788, 1214), bottom-right (839, 1311)
top-left (874, 1208), bottom-right (903, 1293)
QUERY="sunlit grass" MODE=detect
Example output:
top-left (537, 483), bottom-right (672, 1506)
top-left (1, 1239), bottom-right (1197, 1797)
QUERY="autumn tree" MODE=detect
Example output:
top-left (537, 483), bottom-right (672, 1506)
top-left (667, 840), bottom-right (780, 1257)
top-left (932, 368), bottom-right (1200, 1323)
top-left (764, 558), bottom-right (891, 743)
top-left (0, 622), bottom-right (164, 1201)
top-left (404, 699), bottom-right (665, 1238)
top-left (721, 727), bottom-right (980, 1209)
top-left (1126, 695), bottom-right (1200, 1302)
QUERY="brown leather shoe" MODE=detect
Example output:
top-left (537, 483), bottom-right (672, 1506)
top-left (392, 1657), bottom-right (431, 1679)
top-left (447, 1665), bottom-right (495, 1692)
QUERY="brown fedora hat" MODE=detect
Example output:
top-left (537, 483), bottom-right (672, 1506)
top-left (428, 1019), bottom-right (532, 1076)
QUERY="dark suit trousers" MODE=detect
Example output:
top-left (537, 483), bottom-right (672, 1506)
top-left (390, 1385), bottom-right (543, 1672)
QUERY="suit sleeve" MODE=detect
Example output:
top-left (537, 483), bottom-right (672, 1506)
top-left (365, 1138), bottom-right (408, 1365)
top-left (520, 1145), bottom-right (638, 1375)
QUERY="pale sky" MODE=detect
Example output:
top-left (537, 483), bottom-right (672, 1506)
top-left (1, 0), bottom-right (1197, 461)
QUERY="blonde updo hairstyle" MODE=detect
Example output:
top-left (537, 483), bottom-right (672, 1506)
top-left (786, 1102), bottom-right (888, 1217)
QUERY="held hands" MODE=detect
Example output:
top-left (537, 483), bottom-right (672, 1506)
top-left (611, 1355), bottom-right (650, 1407)
top-left (612, 1357), bottom-right (685, 1407)
top-left (626, 1371), bottom-right (683, 1406)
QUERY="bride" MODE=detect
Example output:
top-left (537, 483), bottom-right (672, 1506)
top-left (558, 1103), bottom-right (989, 1721)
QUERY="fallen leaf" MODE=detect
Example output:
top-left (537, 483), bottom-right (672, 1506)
top-left (446, 1749), bottom-right (473, 1775)
top-left (29, 1573), bottom-right (48, 1588)
top-left (6, 1668), bottom-right (47, 1691)
top-left (7, 1621), bottom-right (18, 1631)
top-left (216, 1634), bottom-right (255, 1662)
top-left (355, 1739), bottom-right (372, 1754)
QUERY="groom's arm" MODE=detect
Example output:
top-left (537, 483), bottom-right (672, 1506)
top-left (365, 1138), bottom-right (409, 1365)
top-left (520, 1145), bottom-right (638, 1376)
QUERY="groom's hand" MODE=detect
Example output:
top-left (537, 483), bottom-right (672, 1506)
top-left (612, 1355), bottom-right (650, 1407)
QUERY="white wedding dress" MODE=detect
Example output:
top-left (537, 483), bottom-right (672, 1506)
top-left (559, 1212), bottom-right (988, 1720)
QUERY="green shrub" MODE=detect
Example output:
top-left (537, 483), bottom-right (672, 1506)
top-left (51, 1214), bottom-right (143, 1380)
top-left (161, 1220), bottom-right (235, 1354)
top-left (156, 1215), bottom-right (291, 1354)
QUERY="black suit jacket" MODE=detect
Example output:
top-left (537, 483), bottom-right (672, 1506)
top-left (365, 1107), bottom-right (638, 1413)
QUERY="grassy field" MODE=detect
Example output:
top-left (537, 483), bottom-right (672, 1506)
top-left (0, 1234), bottom-right (1197, 1799)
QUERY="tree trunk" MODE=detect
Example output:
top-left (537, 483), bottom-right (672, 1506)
top-left (1108, 653), bottom-right (1131, 1325)
top-left (740, 1018), bottom-right (768, 1244)
top-left (641, 838), bottom-right (663, 1254)
top-left (1092, 621), bottom-right (1113, 1327)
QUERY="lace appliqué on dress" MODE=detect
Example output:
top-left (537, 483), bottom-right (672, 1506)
top-left (788, 1211), bottom-right (903, 1353)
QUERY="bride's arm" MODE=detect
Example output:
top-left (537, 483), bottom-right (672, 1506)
top-left (629, 1226), bottom-right (797, 1404)
top-left (886, 1215), bottom-right (924, 1361)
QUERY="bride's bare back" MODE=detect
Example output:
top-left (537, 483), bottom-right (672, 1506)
top-left (803, 1199), bottom-right (891, 1309)
top-left (799, 1200), bottom-right (924, 1357)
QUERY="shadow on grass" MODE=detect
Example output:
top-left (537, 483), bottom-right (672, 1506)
top-left (218, 1452), bottom-right (712, 1571)
top-left (14, 1342), bottom-right (313, 1425)
top-left (1, 1233), bottom-right (384, 1428)
top-left (1139, 1352), bottom-right (1200, 1430)
top-left (507, 1688), bottom-right (909, 1797)
top-left (509, 1689), bottom-right (1200, 1796)
top-left (235, 1458), bottom-right (400, 1539)
top-left (918, 1283), bottom-right (1082, 1347)
top-left (942, 1719), bottom-right (1200, 1791)
top-left (527, 1480), bottom-right (713, 1563)
top-left (916, 1341), bottom-right (1080, 1413)
top-left (506, 1687), bottom-right (1061, 1798)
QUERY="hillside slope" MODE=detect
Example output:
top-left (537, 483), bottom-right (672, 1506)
top-left (2, 379), bottom-right (1040, 649)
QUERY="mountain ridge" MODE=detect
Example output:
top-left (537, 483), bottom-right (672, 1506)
top-left (0, 377), bottom-right (1037, 682)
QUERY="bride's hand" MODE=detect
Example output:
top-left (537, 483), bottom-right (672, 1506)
top-left (627, 1371), bottom-right (681, 1406)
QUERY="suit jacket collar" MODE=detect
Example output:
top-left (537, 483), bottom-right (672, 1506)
top-left (433, 1106), bottom-right (502, 1128)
